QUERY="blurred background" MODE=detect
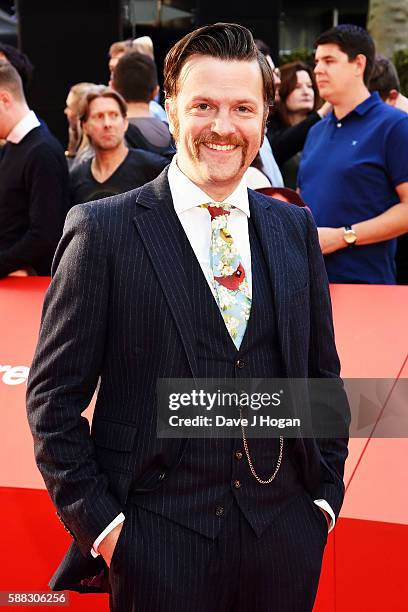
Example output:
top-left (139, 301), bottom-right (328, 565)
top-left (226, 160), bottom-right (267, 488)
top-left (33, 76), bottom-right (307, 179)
top-left (1, 1), bottom-right (407, 145)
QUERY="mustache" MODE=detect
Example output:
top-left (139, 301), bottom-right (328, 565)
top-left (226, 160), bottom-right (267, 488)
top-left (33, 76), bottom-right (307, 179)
top-left (194, 132), bottom-right (246, 147)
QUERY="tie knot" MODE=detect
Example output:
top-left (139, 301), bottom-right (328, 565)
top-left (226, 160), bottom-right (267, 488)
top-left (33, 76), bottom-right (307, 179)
top-left (201, 202), bottom-right (233, 220)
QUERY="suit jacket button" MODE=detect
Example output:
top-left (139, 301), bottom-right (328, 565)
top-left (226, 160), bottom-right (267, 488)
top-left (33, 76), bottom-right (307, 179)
top-left (235, 451), bottom-right (243, 460)
top-left (158, 471), bottom-right (166, 481)
top-left (234, 480), bottom-right (242, 489)
top-left (215, 506), bottom-right (224, 517)
top-left (236, 360), bottom-right (246, 369)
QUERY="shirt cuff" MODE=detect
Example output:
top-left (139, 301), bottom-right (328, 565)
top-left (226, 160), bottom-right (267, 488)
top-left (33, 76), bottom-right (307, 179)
top-left (91, 512), bottom-right (125, 558)
top-left (314, 499), bottom-right (336, 533)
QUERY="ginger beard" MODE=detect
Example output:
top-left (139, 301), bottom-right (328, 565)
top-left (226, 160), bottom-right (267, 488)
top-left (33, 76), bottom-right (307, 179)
top-left (172, 112), bottom-right (250, 178)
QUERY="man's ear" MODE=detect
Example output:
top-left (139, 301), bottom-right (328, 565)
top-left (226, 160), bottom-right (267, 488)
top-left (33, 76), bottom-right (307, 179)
top-left (386, 89), bottom-right (399, 106)
top-left (165, 98), bottom-right (175, 135)
top-left (354, 53), bottom-right (367, 79)
top-left (150, 85), bottom-right (160, 101)
top-left (0, 89), bottom-right (12, 109)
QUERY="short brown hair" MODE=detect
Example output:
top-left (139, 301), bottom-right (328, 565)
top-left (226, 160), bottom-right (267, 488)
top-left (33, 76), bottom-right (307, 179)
top-left (79, 86), bottom-right (127, 123)
top-left (368, 55), bottom-right (400, 100)
top-left (0, 43), bottom-right (33, 92)
top-left (109, 40), bottom-right (133, 58)
top-left (113, 51), bottom-right (158, 103)
top-left (0, 60), bottom-right (24, 101)
top-left (163, 22), bottom-right (274, 112)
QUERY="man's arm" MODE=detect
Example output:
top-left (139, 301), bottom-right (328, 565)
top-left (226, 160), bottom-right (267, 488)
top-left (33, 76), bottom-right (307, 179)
top-left (304, 207), bottom-right (350, 518)
top-left (317, 182), bottom-right (408, 254)
top-left (0, 145), bottom-right (69, 277)
top-left (26, 204), bottom-right (123, 556)
top-left (267, 103), bottom-right (331, 166)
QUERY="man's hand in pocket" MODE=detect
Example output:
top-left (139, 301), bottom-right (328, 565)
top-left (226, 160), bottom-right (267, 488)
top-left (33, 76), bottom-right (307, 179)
top-left (99, 522), bottom-right (124, 567)
top-left (318, 508), bottom-right (331, 529)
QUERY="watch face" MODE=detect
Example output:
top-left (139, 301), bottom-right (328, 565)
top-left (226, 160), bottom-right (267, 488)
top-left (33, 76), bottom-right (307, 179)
top-left (344, 230), bottom-right (357, 244)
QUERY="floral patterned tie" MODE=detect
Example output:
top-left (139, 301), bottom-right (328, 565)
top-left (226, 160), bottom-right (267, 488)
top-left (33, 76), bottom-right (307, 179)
top-left (202, 203), bottom-right (252, 348)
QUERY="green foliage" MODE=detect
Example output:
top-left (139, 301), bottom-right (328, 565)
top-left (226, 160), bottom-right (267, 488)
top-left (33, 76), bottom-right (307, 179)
top-left (279, 48), bottom-right (315, 68)
top-left (393, 49), bottom-right (408, 97)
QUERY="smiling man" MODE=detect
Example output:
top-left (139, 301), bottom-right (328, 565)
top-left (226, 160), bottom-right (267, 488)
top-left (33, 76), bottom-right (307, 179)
top-left (298, 25), bottom-right (408, 284)
top-left (27, 23), bottom-right (349, 612)
top-left (165, 54), bottom-right (263, 197)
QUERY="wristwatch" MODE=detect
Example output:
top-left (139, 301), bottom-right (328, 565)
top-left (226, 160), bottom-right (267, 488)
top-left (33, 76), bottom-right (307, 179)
top-left (343, 225), bottom-right (357, 247)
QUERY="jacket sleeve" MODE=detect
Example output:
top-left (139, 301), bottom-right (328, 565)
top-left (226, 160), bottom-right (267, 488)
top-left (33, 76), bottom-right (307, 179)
top-left (303, 207), bottom-right (350, 518)
top-left (0, 144), bottom-right (68, 278)
top-left (26, 204), bottom-right (123, 556)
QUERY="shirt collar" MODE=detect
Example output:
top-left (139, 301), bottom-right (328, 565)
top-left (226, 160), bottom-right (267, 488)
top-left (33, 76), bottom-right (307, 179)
top-left (7, 110), bottom-right (40, 144)
top-left (352, 91), bottom-right (382, 116)
top-left (330, 91), bottom-right (382, 123)
top-left (168, 155), bottom-right (250, 217)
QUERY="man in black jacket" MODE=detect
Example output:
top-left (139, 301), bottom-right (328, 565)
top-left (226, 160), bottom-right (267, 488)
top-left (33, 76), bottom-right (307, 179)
top-left (0, 61), bottom-right (69, 277)
top-left (27, 24), bottom-right (349, 612)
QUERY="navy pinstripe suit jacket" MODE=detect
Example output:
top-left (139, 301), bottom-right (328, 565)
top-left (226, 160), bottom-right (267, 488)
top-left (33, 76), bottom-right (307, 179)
top-left (26, 167), bottom-right (349, 592)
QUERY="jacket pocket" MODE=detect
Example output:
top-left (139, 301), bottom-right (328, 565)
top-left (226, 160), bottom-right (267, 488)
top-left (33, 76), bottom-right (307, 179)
top-left (92, 419), bottom-right (139, 473)
top-left (92, 419), bottom-right (138, 452)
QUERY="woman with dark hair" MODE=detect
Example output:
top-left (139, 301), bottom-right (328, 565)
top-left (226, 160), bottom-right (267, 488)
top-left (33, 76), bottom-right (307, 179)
top-left (267, 61), bottom-right (331, 188)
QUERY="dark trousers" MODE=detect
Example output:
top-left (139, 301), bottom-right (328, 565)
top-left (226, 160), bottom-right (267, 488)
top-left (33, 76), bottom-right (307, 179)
top-left (109, 492), bottom-right (327, 612)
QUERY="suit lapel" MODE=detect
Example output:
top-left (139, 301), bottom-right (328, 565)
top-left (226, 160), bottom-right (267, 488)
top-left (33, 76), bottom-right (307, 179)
top-left (249, 190), bottom-right (291, 374)
top-left (131, 174), bottom-right (295, 377)
top-left (132, 170), bottom-right (199, 378)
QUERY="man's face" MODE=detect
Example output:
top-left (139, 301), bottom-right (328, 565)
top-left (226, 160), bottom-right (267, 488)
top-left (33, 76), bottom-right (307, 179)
top-left (314, 43), bottom-right (364, 104)
top-left (285, 70), bottom-right (315, 113)
top-left (166, 55), bottom-right (265, 199)
top-left (82, 96), bottom-right (127, 152)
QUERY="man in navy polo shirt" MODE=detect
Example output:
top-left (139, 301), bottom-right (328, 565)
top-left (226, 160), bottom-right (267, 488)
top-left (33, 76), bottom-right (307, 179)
top-left (298, 25), bottom-right (408, 284)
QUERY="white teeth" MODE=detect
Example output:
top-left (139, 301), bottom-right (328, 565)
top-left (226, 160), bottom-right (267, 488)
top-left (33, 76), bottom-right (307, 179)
top-left (205, 143), bottom-right (236, 151)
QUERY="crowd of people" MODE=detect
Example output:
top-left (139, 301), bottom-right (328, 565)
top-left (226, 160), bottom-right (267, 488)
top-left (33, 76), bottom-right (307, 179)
top-left (0, 24), bottom-right (407, 284)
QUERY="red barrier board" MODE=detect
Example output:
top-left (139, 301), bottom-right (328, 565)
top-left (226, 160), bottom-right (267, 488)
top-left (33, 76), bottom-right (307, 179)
top-left (1, 277), bottom-right (407, 611)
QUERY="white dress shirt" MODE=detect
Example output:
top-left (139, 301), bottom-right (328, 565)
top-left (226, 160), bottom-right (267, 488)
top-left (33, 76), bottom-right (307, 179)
top-left (92, 157), bottom-right (334, 556)
top-left (168, 156), bottom-right (252, 299)
top-left (7, 110), bottom-right (40, 144)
